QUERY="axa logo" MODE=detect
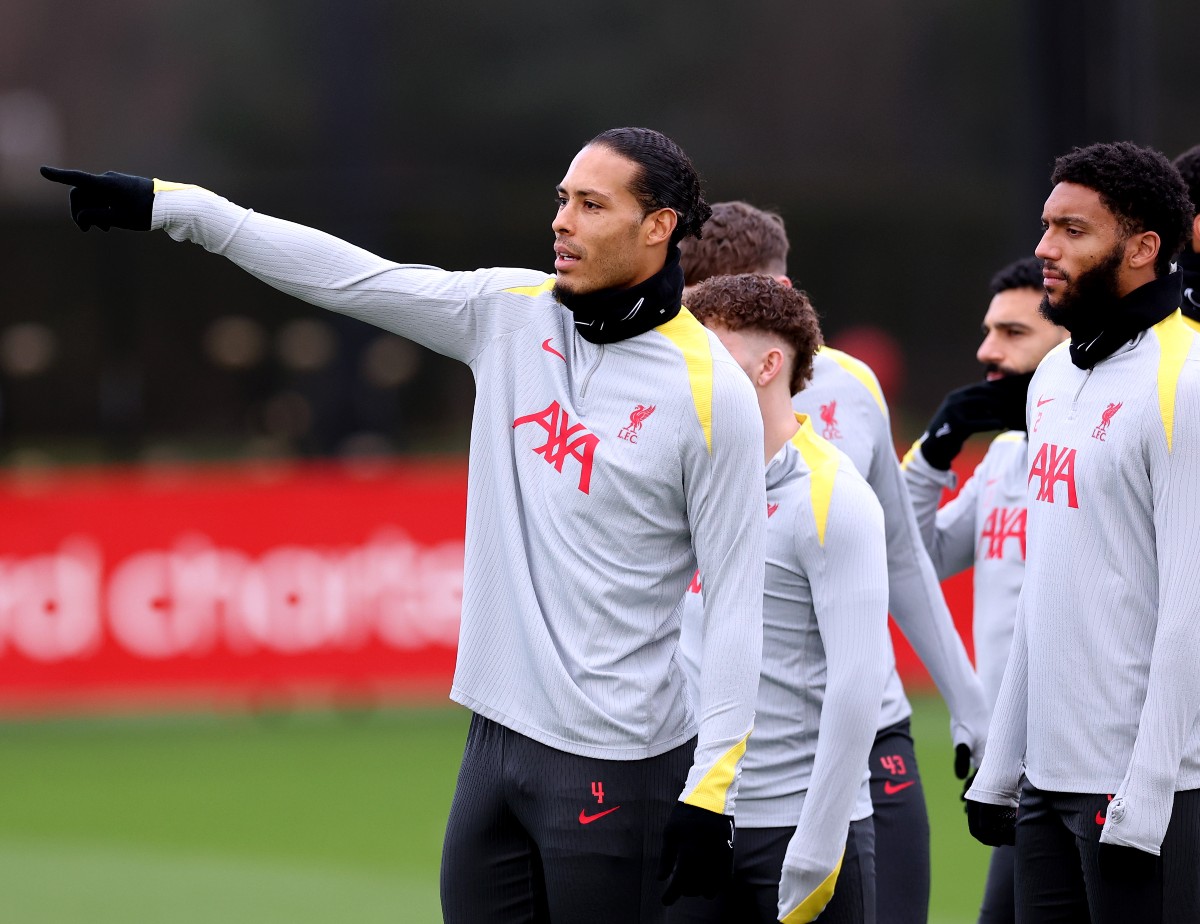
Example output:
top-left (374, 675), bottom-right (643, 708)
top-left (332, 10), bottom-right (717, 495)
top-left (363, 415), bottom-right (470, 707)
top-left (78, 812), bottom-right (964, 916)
top-left (1091, 402), bottom-right (1122, 441)
top-left (979, 506), bottom-right (1026, 560)
top-left (618, 404), bottom-right (656, 443)
top-left (513, 401), bottom-right (599, 494)
top-left (819, 400), bottom-right (841, 440)
top-left (1028, 442), bottom-right (1079, 508)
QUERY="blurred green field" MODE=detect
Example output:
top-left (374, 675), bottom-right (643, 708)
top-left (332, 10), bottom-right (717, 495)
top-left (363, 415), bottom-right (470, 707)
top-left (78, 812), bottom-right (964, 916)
top-left (0, 694), bottom-right (990, 923)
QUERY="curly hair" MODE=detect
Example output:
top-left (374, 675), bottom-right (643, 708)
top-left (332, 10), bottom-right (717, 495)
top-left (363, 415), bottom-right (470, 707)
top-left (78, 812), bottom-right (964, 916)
top-left (678, 201), bottom-right (790, 286)
top-left (1050, 141), bottom-right (1194, 275)
top-left (989, 256), bottom-right (1044, 295)
top-left (588, 128), bottom-right (712, 247)
top-left (686, 274), bottom-right (822, 396)
top-left (1173, 144), bottom-right (1200, 245)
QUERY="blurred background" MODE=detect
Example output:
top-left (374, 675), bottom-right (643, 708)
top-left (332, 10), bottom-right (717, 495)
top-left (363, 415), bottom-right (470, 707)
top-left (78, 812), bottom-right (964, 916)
top-left (3, 0), bottom-right (1197, 464)
top-left (1, 1), bottom-right (1197, 921)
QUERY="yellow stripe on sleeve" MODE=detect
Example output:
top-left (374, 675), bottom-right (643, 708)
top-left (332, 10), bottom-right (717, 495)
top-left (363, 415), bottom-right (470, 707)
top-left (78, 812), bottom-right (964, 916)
top-left (780, 851), bottom-right (844, 924)
top-left (899, 439), bottom-right (922, 471)
top-left (502, 278), bottom-right (556, 298)
top-left (1152, 310), bottom-right (1194, 453)
top-left (790, 415), bottom-right (840, 546)
top-left (683, 731), bottom-right (750, 814)
top-left (817, 346), bottom-right (886, 415)
top-left (657, 308), bottom-right (714, 454)
top-left (152, 180), bottom-right (199, 193)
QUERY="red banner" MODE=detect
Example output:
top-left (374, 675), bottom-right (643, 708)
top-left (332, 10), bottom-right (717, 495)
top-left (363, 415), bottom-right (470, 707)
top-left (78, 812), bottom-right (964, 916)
top-left (0, 450), bottom-right (980, 714)
top-left (0, 461), bottom-right (467, 713)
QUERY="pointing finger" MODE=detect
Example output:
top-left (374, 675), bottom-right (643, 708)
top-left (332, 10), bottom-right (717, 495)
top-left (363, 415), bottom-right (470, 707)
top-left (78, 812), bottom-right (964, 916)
top-left (40, 166), bottom-right (103, 188)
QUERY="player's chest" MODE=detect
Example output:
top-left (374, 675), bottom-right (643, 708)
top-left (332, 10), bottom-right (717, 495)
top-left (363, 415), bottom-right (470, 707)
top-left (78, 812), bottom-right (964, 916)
top-left (1025, 370), bottom-right (1151, 513)
top-left (974, 453), bottom-right (1029, 564)
top-left (500, 333), bottom-right (686, 501)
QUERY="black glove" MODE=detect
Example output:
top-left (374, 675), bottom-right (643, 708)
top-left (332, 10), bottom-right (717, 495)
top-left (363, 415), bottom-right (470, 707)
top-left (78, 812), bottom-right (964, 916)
top-left (658, 802), bottom-right (735, 905)
top-left (966, 799), bottom-right (1016, 847)
top-left (1098, 842), bottom-right (1157, 883)
top-left (40, 166), bottom-right (154, 232)
top-left (918, 373), bottom-right (1034, 470)
top-left (954, 743), bottom-right (977, 812)
top-left (954, 742), bottom-right (972, 780)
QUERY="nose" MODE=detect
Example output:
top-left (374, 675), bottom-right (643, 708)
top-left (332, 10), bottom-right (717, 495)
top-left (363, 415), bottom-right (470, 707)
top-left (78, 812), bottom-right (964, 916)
top-left (553, 200), bottom-right (575, 236)
top-left (1034, 230), bottom-right (1055, 262)
top-left (977, 332), bottom-right (1002, 367)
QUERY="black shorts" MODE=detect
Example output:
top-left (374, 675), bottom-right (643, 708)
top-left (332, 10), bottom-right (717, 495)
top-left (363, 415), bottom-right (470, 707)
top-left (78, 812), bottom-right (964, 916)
top-left (440, 712), bottom-right (696, 924)
top-left (1015, 779), bottom-right (1200, 924)
top-left (869, 718), bottom-right (930, 924)
top-left (666, 816), bottom-right (876, 924)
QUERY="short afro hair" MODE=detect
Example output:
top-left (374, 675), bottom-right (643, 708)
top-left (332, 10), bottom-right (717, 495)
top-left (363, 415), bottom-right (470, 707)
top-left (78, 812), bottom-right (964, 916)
top-left (686, 274), bottom-right (822, 396)
top-left (989, 256), bottom-right (1044, 295)
top-left (1050, 141), bottom-right (1194, 275)
top-left (678, 201), bottom-right (790, 286)
top-left (1173, 144), bottom-right (1200, 245)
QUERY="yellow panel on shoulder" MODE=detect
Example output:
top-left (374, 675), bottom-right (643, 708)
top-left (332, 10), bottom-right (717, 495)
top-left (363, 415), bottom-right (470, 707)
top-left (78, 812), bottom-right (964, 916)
top-left (790, 414), bottom-right (840, 546)
top-left (1153, 310), bottom-right (1195, 453)
top-left (818, 346), bottom-right (885, 414)
top-left (657, 308), bottom-right (714, 454)
top-left (502, 278), bottom-right (556, 298)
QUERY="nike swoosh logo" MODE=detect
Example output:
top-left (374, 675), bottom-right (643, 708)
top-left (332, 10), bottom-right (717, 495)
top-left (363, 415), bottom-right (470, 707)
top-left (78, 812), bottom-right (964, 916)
top-left (578, 806), bottom-right (621, 825)
top-left (542, 338), bottom-right (566, 361)
top-left (767, 503), bottom-right (780, 518)
top-left (883, 780), bottom-right (915, 795)
top-left (1036, 397), bottom-right (1055, 407)
top-left (1095, 810), bottom-right (1107, 826)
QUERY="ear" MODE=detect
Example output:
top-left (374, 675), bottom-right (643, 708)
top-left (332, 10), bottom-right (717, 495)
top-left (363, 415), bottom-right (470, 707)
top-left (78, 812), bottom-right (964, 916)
top-left (1125, 230), bottom-right (1160, 272)
top-left (757, 346), bottom-right (788, 388)
top-left (774, 274), bottom-right (793, 288)
top-left (1192, 213), bottom-right (1200, 253)
top-left (643, 208), bottom-right (678, 247)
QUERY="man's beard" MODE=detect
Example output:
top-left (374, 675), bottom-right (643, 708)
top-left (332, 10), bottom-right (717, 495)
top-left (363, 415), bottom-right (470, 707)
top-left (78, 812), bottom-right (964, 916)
top-left (1038, 243), bottom-right (1124, 334)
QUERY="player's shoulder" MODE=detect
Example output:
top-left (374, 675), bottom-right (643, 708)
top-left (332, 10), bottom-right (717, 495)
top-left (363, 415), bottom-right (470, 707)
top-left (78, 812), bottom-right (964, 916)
top-left (811, 346), bottom-right (888, 416)
top-left (786, 416), bottom-right (881, 547)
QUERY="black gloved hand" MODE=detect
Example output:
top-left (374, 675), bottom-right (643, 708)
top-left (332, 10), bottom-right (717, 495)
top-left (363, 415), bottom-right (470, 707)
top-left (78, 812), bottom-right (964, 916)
top-left (40, 166), bottom-right (154, 232)
top-left (658, 802), bottom-right (735, 905)
top-left (1098, 842), bottom-right (1157, 883)
top-left (918, 372), bottom-right (1034, 470)
top-left (954, 743), bottom-right (977, 813)
top-left (954, 743), bottom-right (972, 780)
top-left (966, 799), bottom-right (1016, 847)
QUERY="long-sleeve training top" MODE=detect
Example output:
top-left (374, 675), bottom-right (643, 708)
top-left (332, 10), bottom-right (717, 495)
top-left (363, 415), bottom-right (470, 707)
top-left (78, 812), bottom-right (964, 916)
top-left (969, 304), bottom-right (1200, 855)
top-left (903, 432), bottom-right (1028, 715)
top-left (152, 182), bottom-right (766, 812)
top-left (794, 348), bottom-right (988, 756)
top-left (679, 414), bottom-right (889, 922)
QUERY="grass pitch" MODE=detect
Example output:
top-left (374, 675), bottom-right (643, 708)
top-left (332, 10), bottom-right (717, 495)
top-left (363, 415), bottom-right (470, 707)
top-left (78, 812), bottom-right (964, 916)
top-left (0, 695), bottom-right (988, 923)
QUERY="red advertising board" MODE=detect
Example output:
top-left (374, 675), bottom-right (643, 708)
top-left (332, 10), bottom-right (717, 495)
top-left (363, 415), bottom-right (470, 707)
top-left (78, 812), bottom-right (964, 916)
top-left (0, 460), bottom-right (468, 713)
top-left (0, 448), bottom-right (981, 715)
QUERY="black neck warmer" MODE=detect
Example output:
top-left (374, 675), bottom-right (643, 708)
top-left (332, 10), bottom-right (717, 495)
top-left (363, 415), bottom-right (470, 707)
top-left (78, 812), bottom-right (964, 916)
top-left (557, 246), bottom-right (684, 344)
top-left (1067, 272), bottom-right (1182, 370)
top-left (1178, 250), bottom-right (1200, 324)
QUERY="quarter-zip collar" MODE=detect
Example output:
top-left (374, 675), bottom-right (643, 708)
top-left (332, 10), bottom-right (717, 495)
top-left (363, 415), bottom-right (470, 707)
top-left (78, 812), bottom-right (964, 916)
top-left (1067, 272), bottom-right (1181, 370)
top-left (557, 246), bottom-right (684, 344)
top-left (1178, 250), bottom-right (1200, 325)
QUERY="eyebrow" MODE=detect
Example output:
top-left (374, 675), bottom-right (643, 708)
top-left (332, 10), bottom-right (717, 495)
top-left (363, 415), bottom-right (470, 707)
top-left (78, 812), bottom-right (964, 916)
top-left (983, 320), bottom-right (1033, 334)
top-left (556, 184), bottom-right (614, 203)
top-left (1042, 213), bottom-right (1093, 228)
